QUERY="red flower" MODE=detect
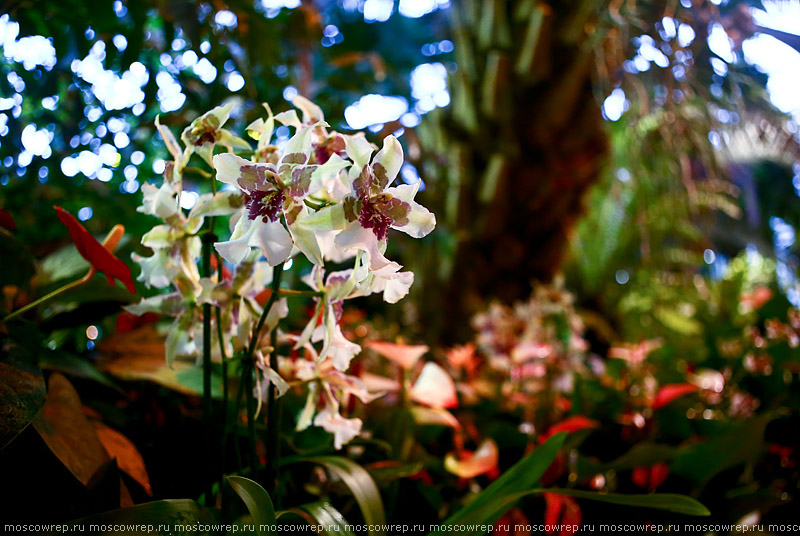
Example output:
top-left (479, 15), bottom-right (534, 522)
top-left (652, 383), bottom-right (699, 410)
top-left (632, 463), bottom-right (669, 492)
top-left (54, 206), bottom-right (135, 293)
top-left (544, 493), bottom-right (581, 536)
top-left (540, 415), bottom-right (600, 442)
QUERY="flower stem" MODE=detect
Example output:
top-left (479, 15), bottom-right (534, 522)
top-left (265, 285), bottom-right (283, 500)
top-left (242, 262), bottom-right (284, 482)
top-left (2, 271), bottom-right (92, 323)
top-left (201, 232), bottom-right (215, 504)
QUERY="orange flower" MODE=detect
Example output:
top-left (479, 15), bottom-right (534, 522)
top-left (54, 206), bottom-right (135, 293)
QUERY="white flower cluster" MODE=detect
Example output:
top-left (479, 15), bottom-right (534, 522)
top-left (126, 96), bottom-right (435, 448)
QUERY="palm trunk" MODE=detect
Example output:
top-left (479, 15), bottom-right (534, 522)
top-left (412, 0), bottom-right (609, 344)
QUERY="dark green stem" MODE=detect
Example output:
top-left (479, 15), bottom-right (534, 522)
top-left (241, 262), bottom-right (285, 481)
top-left (265, 306), bottom-right (281, 499)
top-left (201, 232), bottom-right (215, 504)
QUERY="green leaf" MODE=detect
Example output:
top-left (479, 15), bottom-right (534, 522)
top-left (295, 456), bottom-right (386, 536)
top-left (432, 432), bottom-right (566, 536)
top-left (227, 476), bottom-right (277, 536)
top-left (40, 350), bottom-right (119, 390)
top-left (0, 335), bottom-right (46, 450)
top-left (579, 442), bottom-right (677, 478)
top-left (670, 415), bottom-right (771, 485)
top-left (48, 499), bottom-right (216, 535)
top-left (280, 502), bottom-right (355, 536)
top-left (541, 489), bottom-right (710, 516)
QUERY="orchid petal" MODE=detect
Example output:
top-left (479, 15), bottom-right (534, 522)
top-left (296, 203), bottom-right (348, 233)
top-left (256, 219), bottom-right (294, 266)
top-left (217, 129), bottom-right (252, 151)
top-left (274, 110), bottom-right (302, 129)
top-left (387, 184), bottom-right (436, 238)
top-left (213, 153), bottom-right (249, 187)
top-left (288, 210), bottom-right (324, 266)
top-left (371, 135), bottom-right (403, 189)
top-left (293, 95), bottom-right (325, 124)
top-left (344, 134), bottom-right (374, 169)
top-left (155, 115), bottom-right (184, 164)
top-left (335, 222), bottom-right (401, 276)
top-left (138, 182), bottom-right (179, 219)
top-left (296, 383), bottom-right (318, 431)
top-left (132, 249), bottom-right (178, 289)
top-left (124, 292), bottom-right (184, 316)
top-left (189, 191), bottom-right (243, 219)
top-left (313, 407), bottom-right (362, 450)
top-left (214, 216), bottom-right (260, 265)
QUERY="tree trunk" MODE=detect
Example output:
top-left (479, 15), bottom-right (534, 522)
top-left (411, 0), bottom-right (609, 344)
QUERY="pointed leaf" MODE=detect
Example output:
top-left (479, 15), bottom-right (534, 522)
top-left (280, 502), bottom-right (355, 536)
top-left (228, 475), bottom-right (277, 535)
top-left (295, 456), bottom-right (386, 536)
top-left (537, 489), bottom-right (710, 516)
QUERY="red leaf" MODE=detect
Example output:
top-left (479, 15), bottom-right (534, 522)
top-left (54, 206), bottom-right (135, 293)
top-left (0, 208), bottom-right (16, 231)
top-left (541, 415), bottom-right (599, 441)
top-left (653, 383), bottom-right (699, 410)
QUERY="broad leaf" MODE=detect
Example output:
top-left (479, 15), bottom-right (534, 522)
top-left (94, 422), bottom-right (152, 496)
top-left (540, 489), bottom-right (710, 516)
top-left (280, 502), bottom-right (355, 536)
top-left (0, 336), bottom-right (46, 450)
top-left (33, 373), bottom-right (110, 486)
top-left (228, 475), bottom-right (277, 536)
top-left (40, 351), bottom-right (119, 390)
top-left (295, 456), bottom-right (386, 536)
top-left (97, 326), bottom-right (221, 397)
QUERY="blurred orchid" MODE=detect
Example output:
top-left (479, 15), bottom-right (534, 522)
top-left (444, 438), bottom-right (499, 479)
top-left (366, 340), bottom-right (429, 370)
top-left (409, 362), bottom-right (458, 409)
top-left (180, 103), bottom-right (250, 165)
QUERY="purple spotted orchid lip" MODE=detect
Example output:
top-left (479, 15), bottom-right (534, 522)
top-left (343, 162), bottom-right (411, 241)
